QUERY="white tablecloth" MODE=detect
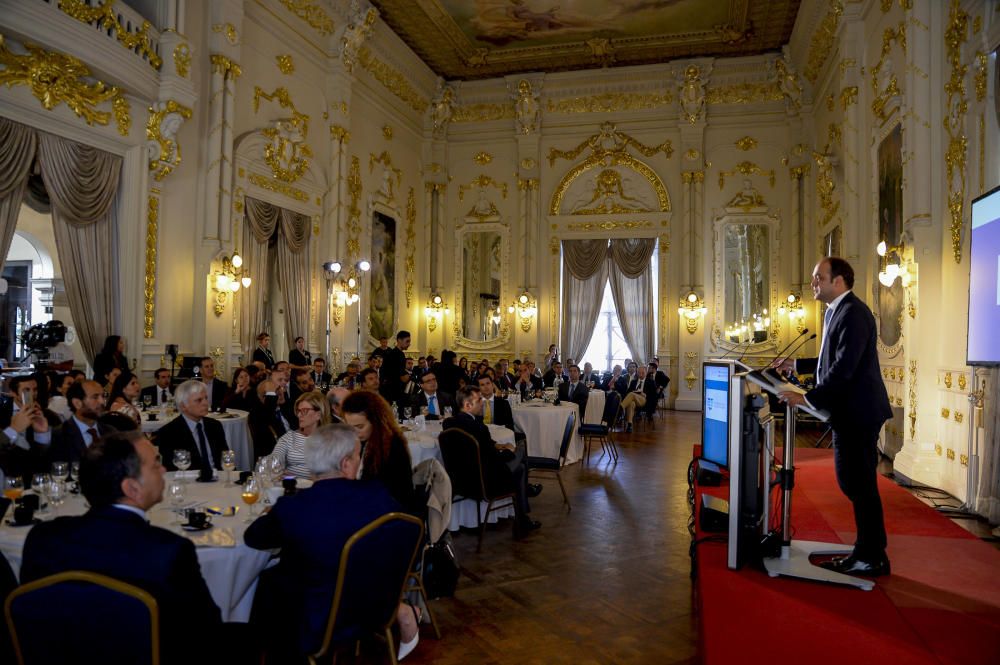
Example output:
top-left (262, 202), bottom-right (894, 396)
top-left (0, 473), bottom-right (277, 622)
top-left (584, 390), bottom-right (606, 424)
top-left (403, 420), bottom-right (517, 530)
top-left (511, 401), bottom-right (582, 464)
top-left (142, 410), bottom-right (253, 471)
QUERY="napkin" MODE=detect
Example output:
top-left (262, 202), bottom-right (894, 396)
top-left (186, 527), bottom-right (236, 548)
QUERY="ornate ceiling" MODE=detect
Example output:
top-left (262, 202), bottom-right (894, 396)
top-left (372, 0), bottom-right (802, 81)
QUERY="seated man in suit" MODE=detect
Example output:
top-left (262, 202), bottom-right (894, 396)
top-left (581, 362), bottom-right (600, 386)
top-left (443, 386), bottom-right (540, 538)
top-left (476, 375), bottom-right (515, 430)
top-left (648, 359), bottom-right (670, 392)
top-left (325, 387), bottom-right (350, 424)
top-left (155, 380), bottom-right (228, 472)
top-left (244, 424), bottom-right (421, 661)
top-left (409, 371), bottom-right (454, 420)
top-left (311, 357), bottom-right (332, 388)
top-left (512, 364), bottom-right (542, 399)
top-left (601, 364), bottom-right (624, 394)
top-left (0, 375), bottom-right (52, 484)
top-left (542, 361), bottom-right (567, 388)
top-left (293, 369), bottom-right (316, 398)
top-left (139, 367), bottom-right (173, 407)
top-left (21, 431), bottom-right (223, 664)
top-left (49, 380), bottom-right (116, 464)
top-left (359, 368), bottom-right (381, 392)
top-left (558, 364), bottom-right (590, 416)
top-left (198, 357), bottom-right (228, 412)
top-left (248, 380), bottom-right (291, 458)
top-left (270, 367), bottom-right (298, 432)
top-left (620, 365), bottom-right (658, 432)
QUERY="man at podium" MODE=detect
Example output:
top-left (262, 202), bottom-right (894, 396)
top-left (774, 257), bottom-right (893, 577)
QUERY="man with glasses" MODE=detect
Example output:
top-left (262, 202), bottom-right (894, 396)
top-left (409, 371), bottom-right (454, 420)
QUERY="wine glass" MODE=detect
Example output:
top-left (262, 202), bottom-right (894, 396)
top-left (267, 455), bottom-right (284, 485)
top-left (241, 475), bottom-right (261, 522)
top-left (167, 481), bottom-right (186, 526)
top-left (51, 461), bottom-right (68, 480)
top-left (142, 393), bottom-right (153, 410)
top-left (70, 461), bottom-right (81, 482)
top-left (4, 477), bottom-right (24, 500)
top-left (221, 450), bottom-right (237, 486)
top-left (47, 480), bottom-right (65, 508)
top-left (173, 450), bottom-right (191, 482)
top-left (32, 473), bottom-right (50, 515)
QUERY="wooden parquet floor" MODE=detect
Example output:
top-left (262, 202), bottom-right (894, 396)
top-left (405, 411), bottom-right (705, 665)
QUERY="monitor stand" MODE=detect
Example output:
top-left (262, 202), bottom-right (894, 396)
top-left (762, 405), bottom-right (874, 592)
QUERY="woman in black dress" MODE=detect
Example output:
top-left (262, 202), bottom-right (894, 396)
top-left (252, 332), bottom-right (275, 369)
top-left (93, 335), bottom-right (129, 385)
top-left (288, 336), bottom-right (312, 369)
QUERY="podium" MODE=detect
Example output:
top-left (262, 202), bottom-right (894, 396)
top-left (739, 369), bottom-right (875, 591)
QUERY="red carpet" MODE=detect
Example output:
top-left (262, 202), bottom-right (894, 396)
top-left (694, 449), bottom-right (1000, 665)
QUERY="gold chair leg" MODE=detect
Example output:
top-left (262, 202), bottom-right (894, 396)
top-left (408, 574), bottom-right (442, 639)
top-left (386, 627), bottom-right (399, 665)
top-left (557, 472), bottom-right (570, 511)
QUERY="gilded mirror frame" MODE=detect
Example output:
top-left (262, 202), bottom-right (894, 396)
top-left (453, 219), bottom-right (511, 349)
top-left (711, 210), bottom-right (780, 355)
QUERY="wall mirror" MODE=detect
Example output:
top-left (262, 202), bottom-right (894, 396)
top-left (453, 221), bottom-right (510, 348)
top-left (712, 212), bottom-right (780, 352)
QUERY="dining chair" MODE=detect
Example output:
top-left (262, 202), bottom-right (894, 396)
top-left (308, 512), bottom-right (424, 665)
top-left (527, 411), bottom-right (575, 511)
top-left (5, 570), bottom-right (159, 665)
top-left (579, 391), bottom-right (621, 463)
top-left (438, 428), bottom-right (516, 552)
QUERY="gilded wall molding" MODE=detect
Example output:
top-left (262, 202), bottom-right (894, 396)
top-left (871, 23), bottom-right (905, 123)
top-left (346, 156), bottom-right (362, 259)
top-left (212, 23), bottom-right (240, 45)
top-left (173, 43), bottom-right (190, 78)
top-left (718, 161), bottom-right (775, 190)
top-left (704, 81), bottom-right (783, 104)
top-left (565, 220), bottom-right (653, 232)
top-left (405, 188), bottom-right (416, 308)
top-left (551, 152), bottom-right (669, 215)
top-left (58, 0), bottom-right (162, 69)
top-left (279, 0), bottom-right (334, 36)
top-left (944, 0), bottom-right (968, 263)
top-left (253, 87), bottom-right (312, 183)
top-left (0, 36), bottom-right (131, 136)
top-left (545, 91), bottom-right (672, 114)
top-left (356, 46), bottom-right (428, 113)
top-left (804, 0), bottom-right (843, 84)
top-left (452, 102), bottom-right (515, 123)
top-left (143, 194), bottom-right (159, 338)
top-left (908, 359), bottom-right (917, 439)
top-left (210, 54), bottom-right (242, 78)
top-left (459, 175), bottom-right (508, 201)
top-left (735, 136), bottom-right (758, 151)
top-left (276, 54), bottom-right (295, 75)
top-left (248, 172), bottom-right (309, 202)
top-left (146, 100), bottom-right (192, 181)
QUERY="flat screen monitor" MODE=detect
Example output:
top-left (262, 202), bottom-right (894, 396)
top-left (702, 362), bottom-right (731, 467)
top-left (969, 185), bottom-right (1000, 365)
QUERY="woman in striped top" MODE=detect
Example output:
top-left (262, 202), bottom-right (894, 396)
top-left (272, 391), bottom-right (330, 479)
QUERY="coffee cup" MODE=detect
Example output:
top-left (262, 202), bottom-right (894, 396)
top-left (186, 511), bottom-right (208, 528)
top-left (147, 413), bottom-right (158, 422)
top-left (17, 494), bottom-right (40, 511)
top-left (12, 505), bottom-right (35, 525)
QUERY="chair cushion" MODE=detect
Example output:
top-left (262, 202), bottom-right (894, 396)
top-left (526, 456), bottom-right (560, 470)
top-left (578, 424), bottom-right (608, 436)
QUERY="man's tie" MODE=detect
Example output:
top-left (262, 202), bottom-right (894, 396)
top-left (428, 395), bottom-right (437, 415)
top-left (570, 382), bottom-right (577, 396)
top-left (160, 389), bottom-right (167, 404)
top-left (195, 422), bottom-right (213, 472)
top-left (817, 307), bottom-right (834, 384)
top-left (483, 399), bottom-right (492, 424)
top-left (86, 427), bottom-right (98, 447)
top-left (274, 407), bottom-right (287, 434)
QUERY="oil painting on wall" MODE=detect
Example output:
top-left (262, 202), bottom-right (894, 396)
top-left (370, 212), bottom-right (396, 340)
top-left (876, 124), bottom-right (904, 348)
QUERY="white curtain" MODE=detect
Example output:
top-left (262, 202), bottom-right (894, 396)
top-left (37, 133), bottom-right (121, 365)
top-left (976, 367), bottom-right (1000, 523)
top-left (608, 238), bottom-right (656, 364)
top-left (0, 118), bottom-right (37, 267)
top-left (276, 207), bottom-right (311, 347)
top-left (560, 239), bottom-right (609, 364)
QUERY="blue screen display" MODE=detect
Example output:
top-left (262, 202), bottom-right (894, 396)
top-left (702, 364), bottom-right (730, 467)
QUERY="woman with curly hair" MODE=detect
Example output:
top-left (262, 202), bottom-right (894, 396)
top-left (341, 390), bottom-right (416, 512)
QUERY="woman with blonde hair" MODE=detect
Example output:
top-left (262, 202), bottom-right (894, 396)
top-left (272, 391), bottom-right (330, 479)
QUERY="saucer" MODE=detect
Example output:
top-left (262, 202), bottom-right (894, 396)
top-left (6, 518), bottom-right (41, 527)
top-left (181, 520), bottom-right (213, 532)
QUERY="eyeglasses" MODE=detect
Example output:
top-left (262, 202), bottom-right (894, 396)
top-left (296, 407), bottom-right (319, 416)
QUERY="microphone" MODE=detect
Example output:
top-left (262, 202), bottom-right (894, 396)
top-left (767, 328), bottom-right (811, 367)
top-left (718, 337), bottom-right (751, 360)
top-left (762, 332), bottom-right (816, 384)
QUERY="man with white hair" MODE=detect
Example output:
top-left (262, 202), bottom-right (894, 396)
top-left (156, 380), bottom-right (228, 472)
top-left (245, 424), bottom-right (421, 661)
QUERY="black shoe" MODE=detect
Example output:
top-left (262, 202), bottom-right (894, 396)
top-left (626, 423), bottom-right (633, 433)
top-left (513, 519), bottom-right (542, 539)
top-left (527, 483), bottom-right (543, 498)
top-left (819, 555), bottom-right (891, 577)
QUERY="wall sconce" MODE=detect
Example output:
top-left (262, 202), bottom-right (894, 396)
top-left (777, 292), bottom-right (806, 333)
top-left (212, 251), bottom-right (251, 316)
top-left (507, 291), bottom-right (536, 332)
top-left (677, 291), bottom-right (707, 334)
top-left (876, 241), bottom-right (913, 287)
top-left (424, 292), bottom-right (448, 332)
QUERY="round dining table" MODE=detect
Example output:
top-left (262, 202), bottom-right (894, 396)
top-left (510, 400), bottom-right (583, 464)
top-left (0, 472), bottom-right (279, 622)
top-left (142, 409), bottom-right (253, 471)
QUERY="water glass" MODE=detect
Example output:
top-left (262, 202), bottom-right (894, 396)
top-left (51, 461), bottom-right (68, 480)
top-left (443, 406), bottom-right (453, 418)
top-left (267, 456), bottom-right (284, 484)
top-left (4, 477), bottom-right (23, 501)
top-left (70, 461), bottom-right (81, 482)
top-left (221, 450), bottom-right (237, 486)
top-left (142, 394), bottom-right (153, 410)
top-left (173, 450), bottom-right (192, 481)
top-left (47, 480), bottom-right (65, 508)
top-left (167, 481), bottom-right (186, 525)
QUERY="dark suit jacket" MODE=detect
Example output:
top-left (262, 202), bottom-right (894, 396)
top-left (512, 375), bottom-right (542, 398)
top-left (21, 505), bottom-right (222, 664)
top-left (442, 412), bottom-right (513, 497)
top-left (48, 419), bottom-right (116, 464)
top-left (601, 373), bottom-right (624, 393)
top-left (542, 369), bottom-right (568, 388)
top-left (244, 478), bottom-right (399, 655)
top-left (558, 381), bottom-right (590, 414)
top-left (379, 347), bottom-right (407, 400)
top-left (202, 378), bottom-right (229, 412)
top-left (310, 371), bottom-right (332, 386)
top-left (478, 395), bottom-right (514, 430)
top-left (288, 349), bottom-right (312, 367)
top-left (139, 384), bottom-right (172, 406)
top-left (618, 374), bottom-right (642, 397)
top-left (0, 400), bottom-right (57, 480)
top-left (797, 291), bottom-right (893, 430)
top-left (154, 415), bottom-right (227, 470)
top-left (495, 372), bottom-right (516, 391)
top-left (410, 391), bottom-right (455, 419)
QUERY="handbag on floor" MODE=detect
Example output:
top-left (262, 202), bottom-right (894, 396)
top-left (421, 534), bottom-right (460, 599)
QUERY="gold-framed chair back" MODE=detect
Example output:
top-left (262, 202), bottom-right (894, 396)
top-left (5, 570), bottom-right (159, 665)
